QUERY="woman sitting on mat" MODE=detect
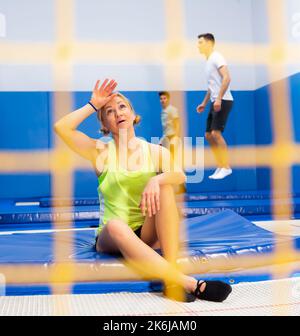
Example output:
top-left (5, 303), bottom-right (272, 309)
top-left (54, 79), bottom-right (232, 303)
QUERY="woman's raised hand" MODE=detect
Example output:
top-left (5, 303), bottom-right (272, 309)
top-left (90, 79), bottom-right (118, 110)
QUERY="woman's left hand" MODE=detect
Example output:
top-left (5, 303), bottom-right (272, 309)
top-left (140, 176), bottom-right (160, 217)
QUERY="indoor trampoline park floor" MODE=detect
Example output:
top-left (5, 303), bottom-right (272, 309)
top-left (0, 196), bottom-right (300, 316)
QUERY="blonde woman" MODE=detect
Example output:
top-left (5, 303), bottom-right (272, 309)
top-left (54, 79), bottom-right (232, 302)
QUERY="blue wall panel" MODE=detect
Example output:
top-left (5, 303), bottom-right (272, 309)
top-left (0, 92), bottom-right (51, 199)
top-left (292, 166), bottom-right (300, 194)
top-left (187, 168), bottom-right (257, 193)
top-left (73, 171), bottom-right (98, 198)
top-left (256, 167), bottom-right (271, 191)
top-left (185, 90), bottom-right (257, 192)
top-left (0, 173), bottom-right (51, 199)
top-left (0, 72), bottom-right (298, 199)
top-left (290, 73), bottom-right (300, 143)
top-left (254, 86), bottom-right (273, 145)
top-left (0, 92), bottom-right (50, 150)
top-left (185, 91), bottom-right (256, 145)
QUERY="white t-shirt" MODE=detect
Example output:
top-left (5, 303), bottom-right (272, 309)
top-left (161, 105), bottom-right (179, 137)
top-left (206, 51), bottom-right (233, 102)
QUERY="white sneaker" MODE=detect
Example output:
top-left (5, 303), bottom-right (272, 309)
top-left (209, 168), bottom-right (222, 179)
top-left (212, 168), bottom-right (233, 180)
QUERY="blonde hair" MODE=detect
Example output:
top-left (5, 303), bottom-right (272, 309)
top-left (97, 93), bottom-right (141, 135)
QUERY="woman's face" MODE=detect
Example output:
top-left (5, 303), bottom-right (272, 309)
top-left (101, 96), bottom-right (135, 134)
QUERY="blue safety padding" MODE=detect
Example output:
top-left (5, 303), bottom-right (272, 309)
top-left (149, 274), bottom-right (273, 293)
top-left (5, 285), bottom-right (51, 296)
top-left (5, 282), bottom-right (150, 296)
top-left (0, 221), bottom-right (98, 232)
top-left (0, 210), bottom-right (299, 296)
top-left (3, 275), bottom-right (271, 296)
top-left (1, 197), bottom-right (300, 225)
top-left (7, 272), bottom-right (300, 296)
top-left (184, 210), bottom-right (289, 256)
top-left (39, 197), bottom-right (100, 207)
top-left (0, 201), bottom-right (100, 224)
top-left (38, 191), bottom-right (300, 207)
top-left (0, 210), bottom-right (299, 264)
top-left (184, 191), bottom-right (300, 202)
top-left (72, 281), bottom-right (151, 295)
top-left (184, 198), bottom-right (300, 217)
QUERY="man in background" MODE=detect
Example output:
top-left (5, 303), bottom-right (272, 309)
top-left (197, 33), bottom-right (234, 180)
top-left (159, 91), bottom-right (180, 148)
top-left (159, 91), bottom-right (185, 193)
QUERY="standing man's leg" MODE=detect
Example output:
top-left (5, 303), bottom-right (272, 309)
top-left (205, 107), bottom-right (223, 178)
top-left (205, 132), bottom-right (223, 168)
top-left (209, 100), bottom-right (233, 179)
top-left (210, 130), bottom-right (230, 169)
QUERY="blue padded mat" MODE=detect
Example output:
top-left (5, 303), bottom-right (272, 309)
top-left (1, 210), bottom-right (299, 295)
top-left (0, 210), bottom-right (299, 264)
top-left (183, 198), bottom-right (300, 217)
top-left (1, 197), bottom-right (300, 224)
top-left (37, 191), bottom-right (300, 206)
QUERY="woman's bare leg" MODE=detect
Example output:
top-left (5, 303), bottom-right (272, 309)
top-left (96, 218), bottom-right (198, 292)
top-left (96, 184), bottom-right (205, 294)
top-left (153, 184), bottom-right (180, 263)
top-left (153, 184), bottom-right (204, 293)
top-left (97, 215), bottom-right (233, 302)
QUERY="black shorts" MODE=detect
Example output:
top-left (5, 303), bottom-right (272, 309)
top-left (134, 226), bottom-right (142, 238)
top-left (206, 100), bottom-right (233, 133)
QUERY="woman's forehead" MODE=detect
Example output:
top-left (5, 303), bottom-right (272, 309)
top-left (104, 97), bottom-right (126, 109)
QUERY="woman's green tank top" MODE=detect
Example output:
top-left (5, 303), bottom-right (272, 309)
top-left (97, 139), bottom-right (156, 234)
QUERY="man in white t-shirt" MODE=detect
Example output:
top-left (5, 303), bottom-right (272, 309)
top-left (197, 33), bottom-right (233, 180)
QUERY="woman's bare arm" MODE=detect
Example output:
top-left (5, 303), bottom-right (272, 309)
top-left (54, 104), bottom-right (99, 162)
top-left (53, 79), bottom-right (117, 163)
top-left (150, 143), bottom-right (186, 185)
